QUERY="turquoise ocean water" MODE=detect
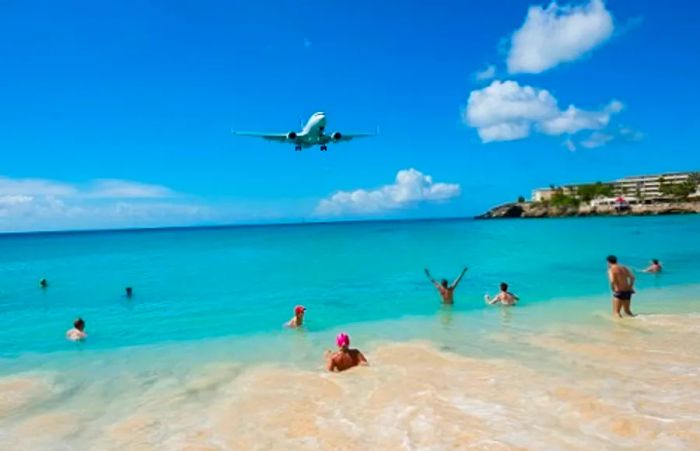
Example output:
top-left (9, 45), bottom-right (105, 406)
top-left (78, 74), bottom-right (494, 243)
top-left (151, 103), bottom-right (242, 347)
top-left (0, 215), bottom-right (698, 367)
top-left (2, 216), bottom-right (700, 449)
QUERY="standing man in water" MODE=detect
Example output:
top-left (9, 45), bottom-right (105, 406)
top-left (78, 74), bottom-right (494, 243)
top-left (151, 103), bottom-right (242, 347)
top-left (66, 317), bottom-right (87, 341)
top-left (643, 259), bottom-right (662, 273)
top-left (607, 255), bottom-right (636, 318)
top-left (424, 267), bottom-right (468, 304)
top-left (485, 282), bottom-right (519, 306)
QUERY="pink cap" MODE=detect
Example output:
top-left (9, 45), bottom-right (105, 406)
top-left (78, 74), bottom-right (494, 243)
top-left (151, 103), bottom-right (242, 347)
top-left (294, 305), bottom-right (306, 315)
top-left (336, 332), bottom-right (350, 347)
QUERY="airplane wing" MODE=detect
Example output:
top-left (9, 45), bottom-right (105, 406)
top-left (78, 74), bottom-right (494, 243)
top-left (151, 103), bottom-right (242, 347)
top-left (233, 132), bottom-right (290, 142)
top-left (334, 133), bottom-right (375, 142)
top-left (324, 131), bottom-right (378, 143)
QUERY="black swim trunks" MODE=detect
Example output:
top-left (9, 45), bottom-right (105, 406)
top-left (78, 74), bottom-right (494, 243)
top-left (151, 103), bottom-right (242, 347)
top-left (613, 290), bottom-right (634, 301)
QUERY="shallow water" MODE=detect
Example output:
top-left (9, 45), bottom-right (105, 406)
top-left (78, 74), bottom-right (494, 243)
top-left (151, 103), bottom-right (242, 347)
top-left (1, 217), bottom-right (699, 449)
top-left (1, 302), bottom-right (699, 449)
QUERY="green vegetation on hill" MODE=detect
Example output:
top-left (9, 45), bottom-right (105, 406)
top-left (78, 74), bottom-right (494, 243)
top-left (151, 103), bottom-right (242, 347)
top-left (540, 182), bottom-right (614, 207)
top-left (659, 174), bottom-right (700, 200)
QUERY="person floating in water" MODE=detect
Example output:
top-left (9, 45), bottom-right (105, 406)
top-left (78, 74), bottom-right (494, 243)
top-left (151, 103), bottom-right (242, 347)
top-left (125, 287), bottom-right (133, 297)
top-left (485, 282), bottom-right (519, 306)
top-left (643, 259), bottom-right (662, 273)
top-left (607, 255), bottom-right (636, 318)
top-left (424, 267), bottom-right (468, 304)
top-left (39, 278), bottom-right (48, 289)
top-left (285, 305), bottom-right (306, 328)
top-left (66, 317), bottom-right (87, 341)
top-left (325, 332), bottom-right (367, 372)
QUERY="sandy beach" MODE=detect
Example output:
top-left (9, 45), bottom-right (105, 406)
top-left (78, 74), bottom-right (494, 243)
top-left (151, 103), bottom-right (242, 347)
top-left (2, 309), bottom-right (699, 450)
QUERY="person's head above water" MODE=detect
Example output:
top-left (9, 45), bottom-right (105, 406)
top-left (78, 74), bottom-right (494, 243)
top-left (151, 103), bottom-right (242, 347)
top-left (73, 317), bottom-right (85, 331)
top-left (39, 278), bottom-right (48, 288)
top-left (500, 282), bottom-right (508, 292)
top-left (652, 259), bottom-right (659, 265)
top-left (336, 332), bottom-right (350, 349)
top-left (294, 305), bottom-right (306, 316)
top-left (606, 255), bottom-right (618, 265)
top-left (125, 287), bottom-right (133, 297)
top-left (441, 279), bottom-right (449, 288)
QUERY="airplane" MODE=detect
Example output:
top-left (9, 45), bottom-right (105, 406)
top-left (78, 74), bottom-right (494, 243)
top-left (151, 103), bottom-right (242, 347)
top-left (233, 112), bottom-right (375, 151)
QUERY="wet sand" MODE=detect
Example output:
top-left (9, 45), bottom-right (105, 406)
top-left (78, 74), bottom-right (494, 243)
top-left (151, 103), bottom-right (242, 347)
top-left (1, 312), bottom-right (699, 450)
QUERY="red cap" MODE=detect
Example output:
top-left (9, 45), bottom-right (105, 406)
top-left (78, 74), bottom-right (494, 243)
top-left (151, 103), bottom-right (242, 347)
top-left (294, 305), bottom-right (306, 315)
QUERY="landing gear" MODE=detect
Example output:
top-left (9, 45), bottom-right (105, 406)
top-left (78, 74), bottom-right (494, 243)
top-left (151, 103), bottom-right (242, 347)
top-left (320, 145), bottom-right (328, 152)
top-left (295, 145), bottom-right (302, 151)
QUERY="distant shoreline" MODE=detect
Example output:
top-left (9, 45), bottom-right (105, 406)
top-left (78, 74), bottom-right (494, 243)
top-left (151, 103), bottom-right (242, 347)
top-left (476, 201), bottom-right (700, 219)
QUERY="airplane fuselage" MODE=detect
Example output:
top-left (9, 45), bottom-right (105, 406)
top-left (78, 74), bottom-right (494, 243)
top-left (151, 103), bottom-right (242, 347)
top-left (296, 112), bottom-right (329, 148)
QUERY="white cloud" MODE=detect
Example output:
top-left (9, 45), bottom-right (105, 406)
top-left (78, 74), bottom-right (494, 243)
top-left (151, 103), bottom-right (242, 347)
top-left (474, 64), bottom-right (496, 81)
top-left (619, 126), bottom-right (644, 142)
top-left (0, 178), bottom-right (77, 198)
top-left (86, 179), bottom-right (173, 199)
top-left (0, 177), bottom-right (173, 199)
top-left (0, 176), bottom-right (209, 232)
top-left (315, 169), bottom-right (460, 216)
top-left (464, 80), bottom-right (623, 143)
top-left (539, 100), bottom-right (622, 135)
top-left (571, 125), bottom-right (643, 149)
top-left (579, 131), bottom-right (614, 148)
top-left (563, 138), bottom-right (577, 152)
top-left (507, 0), bottom-right (614, 74)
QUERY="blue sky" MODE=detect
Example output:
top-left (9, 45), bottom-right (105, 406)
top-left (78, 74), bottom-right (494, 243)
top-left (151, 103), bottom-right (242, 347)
top-left (0, 0), bottom-right (698, 231)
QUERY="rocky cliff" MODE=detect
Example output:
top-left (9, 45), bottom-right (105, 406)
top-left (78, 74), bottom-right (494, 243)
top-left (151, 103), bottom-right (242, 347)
top-left (476, 201), bottom-right (700, 219)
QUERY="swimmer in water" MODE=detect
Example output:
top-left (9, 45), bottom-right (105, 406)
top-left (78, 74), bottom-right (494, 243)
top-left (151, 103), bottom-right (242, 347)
top-left (643, 259), bottom-right (662, 274)
top-left (125, 287), bottom-right (133, 297)
top-left (39, 278), bottom-right (48, 289)
top-left (66, 317), bottom-right (87, 341)
top-left (325, 332), bottom-right (367, 372)
top-left (424, 267), bottom-right (468, 304)
top-left (607, 255), bottom-right (636, 318)
top-left (485, 282), bottom-right (519, 306)
top-left (285, 305), bottom-right (306, 328)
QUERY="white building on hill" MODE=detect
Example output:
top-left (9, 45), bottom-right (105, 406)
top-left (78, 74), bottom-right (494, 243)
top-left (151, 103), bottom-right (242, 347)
top-left (531, 171), bottom-right (699, 202)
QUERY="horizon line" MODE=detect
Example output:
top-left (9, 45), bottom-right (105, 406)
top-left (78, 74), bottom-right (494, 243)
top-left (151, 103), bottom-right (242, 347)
top-left (0, 215), bottom-right (477, 239)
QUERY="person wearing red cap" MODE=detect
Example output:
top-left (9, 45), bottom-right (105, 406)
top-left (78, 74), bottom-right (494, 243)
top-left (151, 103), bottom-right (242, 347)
top-left (285, 305), bottom-right (306, 328)
top-left (325, 332), bottom-right (367, 372)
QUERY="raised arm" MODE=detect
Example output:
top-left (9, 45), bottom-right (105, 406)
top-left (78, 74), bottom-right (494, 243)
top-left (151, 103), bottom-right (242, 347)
top-left (424, 268), bottom-right (438, 287)
top-left (450, 267), bottom-right (469, 289)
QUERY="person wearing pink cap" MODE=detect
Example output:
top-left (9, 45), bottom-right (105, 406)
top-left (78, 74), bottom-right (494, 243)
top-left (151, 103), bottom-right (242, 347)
top-left (285, 305), bottom-right (306, 328)
top-left (325, 332), bottom-right (367, 372)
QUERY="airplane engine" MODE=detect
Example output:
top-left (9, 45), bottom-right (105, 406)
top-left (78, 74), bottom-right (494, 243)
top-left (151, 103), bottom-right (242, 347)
top-left (331, 131), bottom-right (342, 141)
top-left (287, 131), bottom-right (298, 140)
